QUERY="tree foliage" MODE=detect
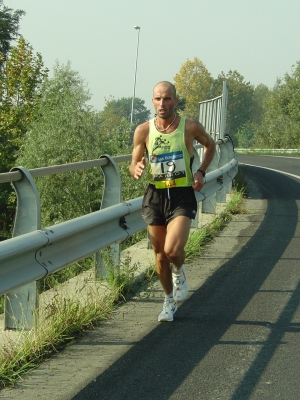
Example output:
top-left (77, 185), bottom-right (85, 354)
top-left (0, 4), bottom-right (25, 69)
top-left (101, 96), bottom-right (150, 127)
top-left (0, 37), bottom-right (48, 171)
top-left (252, 84), bottom-right (270, 127)
top-left (0, 37), bottom-right (48, 237)
top-left (234, 84), bottom-right (270, 149)
top-left (174, 57), bottom-right (213, 119)
top-left (255, 61), bottom-right (300, 148)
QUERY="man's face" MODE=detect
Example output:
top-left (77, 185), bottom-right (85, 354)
top-left (152, 84), bottom-right (178, 119)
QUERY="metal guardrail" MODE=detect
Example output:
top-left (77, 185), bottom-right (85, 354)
top-left (236, 149), bottom-right (300, 153)
top-left (0, 151), bottom-right (237, 300)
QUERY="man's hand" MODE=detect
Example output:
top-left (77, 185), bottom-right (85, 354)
top-left (133, 157), bottom-right (146, 179)
top-left (192, 170), bottom-right (205, 192)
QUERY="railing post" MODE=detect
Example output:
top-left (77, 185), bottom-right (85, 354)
top-left (94, 155), bottom-right (122, 278)
top-left (216, 140), bottom-right (228, 203)
top-left (220, 81), bottom-right (228, 140)
top-left (4, 167), bottom-right (41, 330)
top-left (201, 150), bottom-right (218, 213)
top-left (191, 146), bottom-right (201, 228)
top-left (225, 136), bottom-right (235, 193)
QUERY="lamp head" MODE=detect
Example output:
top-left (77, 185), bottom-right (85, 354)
top-left (134, 26), bottom-right (140, 30)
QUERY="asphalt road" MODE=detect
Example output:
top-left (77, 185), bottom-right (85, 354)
top-left (1, 155), bottom-right (300, 400)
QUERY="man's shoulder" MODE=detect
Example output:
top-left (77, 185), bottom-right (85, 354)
top-left (134, 120), bottom-right (150, 139)
top-left (137, 119), bottom-right (151, 131)
top-left (184, 118), bottom-right (203, 134)
top-left (184, 117), bottom-right (199, 127)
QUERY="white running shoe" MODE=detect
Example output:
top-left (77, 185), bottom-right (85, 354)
top-left (158, 301), bottom-right (177, 322)
top-left (172, 265), bottom-right (188, 301)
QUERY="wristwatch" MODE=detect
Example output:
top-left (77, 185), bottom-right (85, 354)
top-left (197, 169), bottom-right (206, 177)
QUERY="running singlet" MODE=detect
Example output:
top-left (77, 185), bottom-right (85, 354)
top-left (147, 117), bottom-right (193, 189)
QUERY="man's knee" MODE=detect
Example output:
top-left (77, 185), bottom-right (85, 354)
top-left (154, 250), bottom-right (168, 263)
top-left (164, 246), bottom-right (184, 261)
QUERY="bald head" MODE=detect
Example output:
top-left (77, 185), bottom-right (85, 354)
top-left (153, 81), bottom-right (177, 99)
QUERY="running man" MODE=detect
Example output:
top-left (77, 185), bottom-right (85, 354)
top-left (129, 81), bottom-right (216, 321)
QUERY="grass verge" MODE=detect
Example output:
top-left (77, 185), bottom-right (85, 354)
top-left (185, 187), bottom-right (246, 261)
top-left (0, 181), bottom-right (246, 389)
top-left (0, 287), bottom-right (117, 388)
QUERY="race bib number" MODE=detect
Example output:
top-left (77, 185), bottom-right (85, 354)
top-left (149, 150), bottom-right (188, 188)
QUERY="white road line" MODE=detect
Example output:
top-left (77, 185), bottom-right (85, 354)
top-left (239, 163), bottom-right (300, 180)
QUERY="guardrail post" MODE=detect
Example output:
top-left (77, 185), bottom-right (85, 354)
top-left (191, 146), bottom-right (201, 228)
top-left (225, 136), bottom-right (235, 193)
top-left (4, 167), bottom-right (41, 330)
top-left (216, 140), bottom-right (228, 203)
top-left (95, 155), bottom-right (122, 278)
top-left (202, 150), bottom-right (218, 213)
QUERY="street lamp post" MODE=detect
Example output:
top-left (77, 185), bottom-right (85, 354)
top-left (130, 26), bottom-right (140, 127)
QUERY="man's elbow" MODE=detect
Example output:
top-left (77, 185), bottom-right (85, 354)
top-left (206, 137), bottom-right (216, 154)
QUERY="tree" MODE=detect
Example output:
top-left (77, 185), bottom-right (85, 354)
top-left (211, 70), bottom-right (255, 145)
top-left (101, 96), bottom-right (150, 132)
top-left (255, 61), bottom-right (300, 148)
top-left (0, 37), bottom-right (48, 237)
top-left (174, 57), bottom-right (213, 119)
top-left (0, 37), bottom-right (48, 171)
top-left (252, 84), bottom-right (270, 127)
top-left (0, 4), bottom-right (25, 69)
top-left (235, 123), bottom-right (256, 148)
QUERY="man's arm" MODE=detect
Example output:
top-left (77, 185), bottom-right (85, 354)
top-left (195, 124), bottom-right (216, 173)
top-left (129, 122), bottom-right (148, 180)
top-left (186, 120), bottom-right (216, 192)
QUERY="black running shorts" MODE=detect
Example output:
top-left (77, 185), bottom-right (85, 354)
top-left (142, 184), bottom-right (197, 226)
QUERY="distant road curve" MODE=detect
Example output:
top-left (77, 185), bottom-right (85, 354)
top-left (237, 154), bottom-right (300, 180)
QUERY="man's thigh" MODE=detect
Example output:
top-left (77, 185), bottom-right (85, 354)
top-left (165, 216), bottom-right (191, 254)
top-left (148, 224), bottom-right (167, 254)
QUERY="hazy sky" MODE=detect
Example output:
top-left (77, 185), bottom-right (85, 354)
top-left (5, 0), bottom-right (300, 115)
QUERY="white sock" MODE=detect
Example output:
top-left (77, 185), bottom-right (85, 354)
top-left (172, 265), bottom-right (184, 275)
top-left (165, 293), bottom-right (174, 303)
